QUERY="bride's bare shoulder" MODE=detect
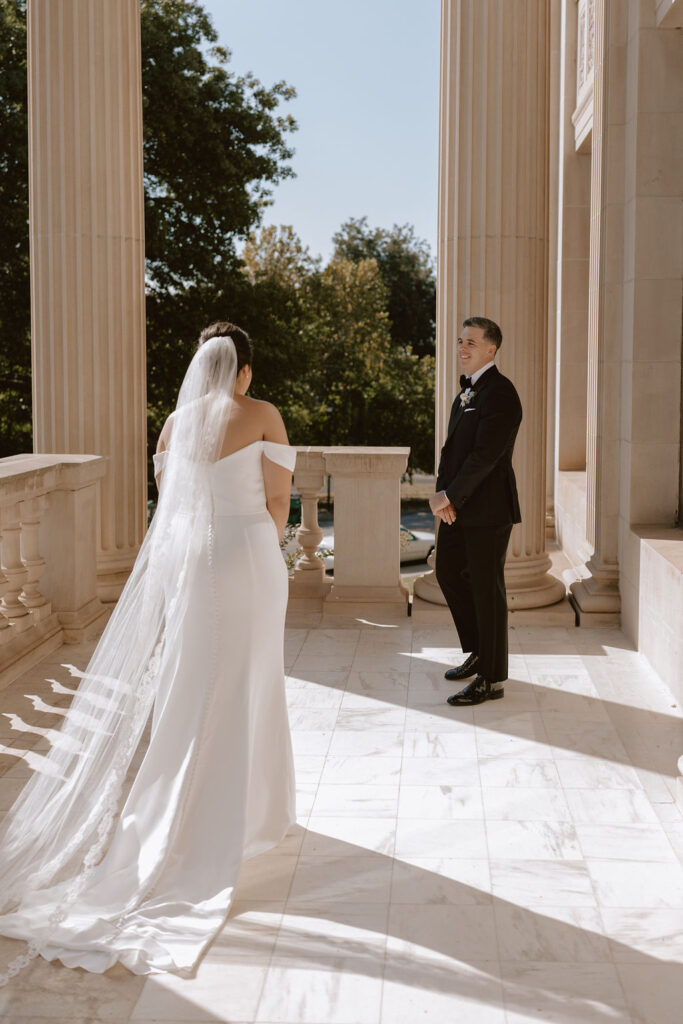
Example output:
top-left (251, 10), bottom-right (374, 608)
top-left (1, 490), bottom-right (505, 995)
top-left (240, 396), bottom-right (288, 443)
top-left (156, 411), bottom-right (176, 453)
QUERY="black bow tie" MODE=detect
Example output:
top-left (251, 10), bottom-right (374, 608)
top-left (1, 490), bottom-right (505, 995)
top-left (460, 375), bottom-right (472, 390)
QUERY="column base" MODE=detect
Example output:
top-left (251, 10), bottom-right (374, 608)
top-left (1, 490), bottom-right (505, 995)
top-left (505, 551), bottom-right (567, 609)
top-left (416, 552), bottom-right (567, 611)
top-left (413, 569), bottom-right (448, 606)
top-left (569, 558), bottom-right (621, 613)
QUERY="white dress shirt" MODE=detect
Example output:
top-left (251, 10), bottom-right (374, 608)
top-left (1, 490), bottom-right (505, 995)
top-left (469, 359), bottom-right (496, 386)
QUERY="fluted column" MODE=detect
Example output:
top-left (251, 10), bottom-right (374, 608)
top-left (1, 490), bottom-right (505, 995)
top-left (419, 0), bottom-right (565, 610)
top-left (28, 0), bottom-right (147, 601)
top-left (570, 0), bottom-right (622, 614)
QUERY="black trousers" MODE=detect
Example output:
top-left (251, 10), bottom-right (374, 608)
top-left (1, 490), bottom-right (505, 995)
top-left (434, 520), bottom-right (513, 683)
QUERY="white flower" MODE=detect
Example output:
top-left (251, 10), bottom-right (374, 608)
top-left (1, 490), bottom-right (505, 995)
top-left (460, 387), bottom-right (476, 408)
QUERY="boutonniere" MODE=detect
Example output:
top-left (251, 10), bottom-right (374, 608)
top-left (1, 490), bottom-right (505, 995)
top-left (460, 387), bottom-right (477, 408)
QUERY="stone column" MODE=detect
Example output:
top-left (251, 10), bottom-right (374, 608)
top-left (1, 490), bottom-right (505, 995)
top-left (545, 0), bottom-right (563, 539)
top-left (555, 0), bottom-right (591, 475)
top-left (570, 0), bottom-right (624, 615)
top-left (418, 0), bottom-right (565, 610)
top-left (28, 0), bottom-right (147, 601)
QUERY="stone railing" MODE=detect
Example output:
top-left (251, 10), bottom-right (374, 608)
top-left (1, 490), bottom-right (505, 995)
top-left (289, 446), bottom-right (410, 617)
top-left (0, 454), bottom-right (108, 687)
top-left (0, 445), bottom-right (410, 686)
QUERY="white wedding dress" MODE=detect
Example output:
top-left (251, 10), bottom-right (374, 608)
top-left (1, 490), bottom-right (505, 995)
top-left (0, 438), bottom-right (296, 976)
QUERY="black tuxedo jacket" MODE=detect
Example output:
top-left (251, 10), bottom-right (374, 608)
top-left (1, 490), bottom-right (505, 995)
top-left (436, 364), bottom-right (523, 527)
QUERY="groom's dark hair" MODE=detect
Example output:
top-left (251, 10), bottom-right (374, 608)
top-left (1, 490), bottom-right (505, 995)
top-left (463, 316), bottom-right (502, 350)
top-left (198, 321), bottom-right (253, 371)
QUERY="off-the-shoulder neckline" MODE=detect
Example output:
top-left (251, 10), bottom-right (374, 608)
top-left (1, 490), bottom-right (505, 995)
top-left (156, 439), bottom-right (291, 466)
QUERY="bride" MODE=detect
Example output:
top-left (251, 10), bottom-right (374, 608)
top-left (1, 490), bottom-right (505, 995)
top-left (0, 322), bottom-right (297, 979)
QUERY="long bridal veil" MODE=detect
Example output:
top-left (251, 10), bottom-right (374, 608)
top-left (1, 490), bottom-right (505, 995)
top-left (0, 336), bottom-right (238, 982)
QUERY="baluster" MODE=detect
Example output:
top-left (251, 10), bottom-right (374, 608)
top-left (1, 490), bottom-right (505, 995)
top-left (19, 495), bottom-right (51, 622)
top-left (0, 527), bottom-right (11, 643)
top-left (0, 505), bottom-right (31, 633)
top-left (297, 491), bottom-right (324, 572)
top-left (289, 448), bottom-right (330, 608)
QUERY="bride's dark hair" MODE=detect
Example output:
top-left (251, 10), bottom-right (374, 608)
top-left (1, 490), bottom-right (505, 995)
top-left (198, 321), bottom-right (253, 371)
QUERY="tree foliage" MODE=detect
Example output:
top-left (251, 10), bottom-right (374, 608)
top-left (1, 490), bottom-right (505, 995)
top-left (333, 216), bottom-right (436, 359)
top-left (141, 0), bottom-right (296, 293)
top-left (140, 0), bottom-right (298, 467)
top-left (0, 0), bottom-right (29, 456)
top-left (240, 226), bottom-right (435, 471)
top-left (0, 1), bottom-right (435, 475)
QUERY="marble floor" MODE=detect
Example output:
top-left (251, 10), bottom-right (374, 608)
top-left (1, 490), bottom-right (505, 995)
top-left (0, 615), bottom-right (682, 1023)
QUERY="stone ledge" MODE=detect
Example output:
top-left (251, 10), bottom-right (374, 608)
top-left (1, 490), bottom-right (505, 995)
top-left (0, 613), bottom-right (63, 690)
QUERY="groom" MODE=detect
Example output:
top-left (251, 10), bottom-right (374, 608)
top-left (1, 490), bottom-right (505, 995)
top-left (429, 317), bottom-right (523, 706)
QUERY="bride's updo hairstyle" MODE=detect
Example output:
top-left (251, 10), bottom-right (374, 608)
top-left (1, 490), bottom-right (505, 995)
top-left (198, 321), bottom-right (253, 373)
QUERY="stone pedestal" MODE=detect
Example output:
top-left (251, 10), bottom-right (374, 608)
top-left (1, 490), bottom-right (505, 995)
top-left (417, 0), bottom-right (565, 611)
top-left (27, 0), bottom-right (147, 601)
top-left (323, 448), bottom-right (410, 617)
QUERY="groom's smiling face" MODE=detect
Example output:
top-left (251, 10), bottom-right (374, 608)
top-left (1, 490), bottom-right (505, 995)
top-left (457, 325), bottom-right (497, 376)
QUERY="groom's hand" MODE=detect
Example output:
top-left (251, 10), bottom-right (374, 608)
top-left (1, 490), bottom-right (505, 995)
top-left (436, 502), bottom-right (456, 524)
top-left (430, 490), bottom-right (457, 524)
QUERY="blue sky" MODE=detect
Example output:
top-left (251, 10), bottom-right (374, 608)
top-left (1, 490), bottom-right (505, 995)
top-left (203, 0), bottom-right (440, 261)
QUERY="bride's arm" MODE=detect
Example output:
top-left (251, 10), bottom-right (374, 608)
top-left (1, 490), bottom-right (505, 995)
top-left (262, 405), bottom-right (292, 541)
top-left (154, 415), bottom-right (173, 491)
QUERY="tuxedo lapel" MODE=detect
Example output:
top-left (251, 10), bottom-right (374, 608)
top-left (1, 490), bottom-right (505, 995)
top-left (446, 399), bottom-right (466, 440)
top-left (446, 365), bottom-right (501, 441)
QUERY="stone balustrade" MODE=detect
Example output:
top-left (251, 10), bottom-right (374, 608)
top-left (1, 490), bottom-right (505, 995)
top-left (0, 454), bottom-right (108, 687)
top-left (290, 446), bottom-right (410, 617)
top-left (0, 445), bottom-right (410, 686)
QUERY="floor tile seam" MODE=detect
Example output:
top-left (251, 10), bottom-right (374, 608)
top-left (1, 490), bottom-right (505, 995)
top-left (662, 826), bottom-right (683, 866)
top-left (238, 904), bottom-right (285, 1024)
top-left (386, 661), bottom-right (408, 931)
top-left (573, 825), bottom-right (634, 999)
top-left (586, 673), bottom-right (670, 807)
top-left (473, 707), bottom-right (507, 1019)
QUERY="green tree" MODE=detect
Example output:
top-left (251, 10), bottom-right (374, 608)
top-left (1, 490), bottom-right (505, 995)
top-left (141, 0), bottom-right (297, 471)
top-left (297, 253), bottom-right (435, 470)
top-left (0, 0), bottom-right (29, 456)
top-left (332, 216), bottom-right (436, 358)
top-left (239, 225), bottom-right (320, 443)
top-left (0, 0), bottom-right (297, 465)
top-left (306, 256), bottom-right (394, 446)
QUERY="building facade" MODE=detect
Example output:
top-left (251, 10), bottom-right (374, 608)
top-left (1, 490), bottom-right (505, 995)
top-left (416, 0), bottom-right (683, 707)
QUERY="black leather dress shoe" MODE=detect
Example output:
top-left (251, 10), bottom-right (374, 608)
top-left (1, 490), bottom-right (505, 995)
top-left (447, 675), bottom-right (505, 706)
top-left (444, 652), bottom-right (479, 681)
